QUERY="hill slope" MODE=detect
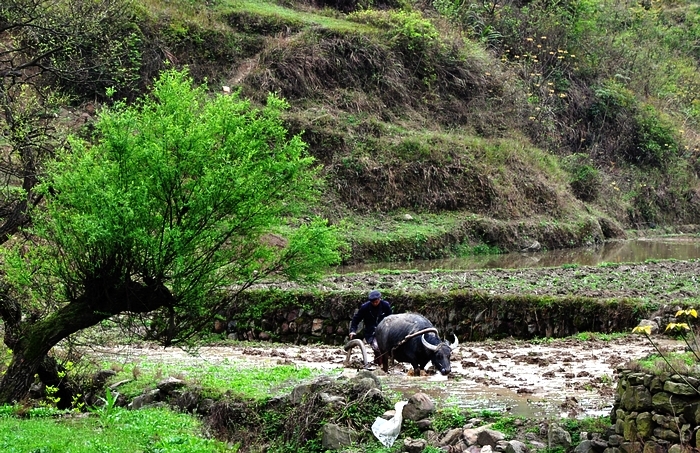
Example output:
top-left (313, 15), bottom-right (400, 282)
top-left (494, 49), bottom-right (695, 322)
top-left (5, 0), bottom-right (700, 264)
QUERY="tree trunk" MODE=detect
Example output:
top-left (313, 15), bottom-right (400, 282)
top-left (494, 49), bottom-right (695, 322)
top-left (0, 279), bottom-right (176, 403)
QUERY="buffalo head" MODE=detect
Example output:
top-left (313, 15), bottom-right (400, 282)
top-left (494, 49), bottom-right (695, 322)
top-left (421, 333), bottom-right (459, 375)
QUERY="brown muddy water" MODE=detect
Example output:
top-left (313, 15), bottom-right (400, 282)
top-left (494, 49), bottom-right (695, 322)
top-left (337, 237), bottom-right (700, 273)
top-left (90, 335), bottom-right (685, 420)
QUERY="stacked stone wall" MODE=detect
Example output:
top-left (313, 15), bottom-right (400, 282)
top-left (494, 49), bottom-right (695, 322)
top-left (223, 290), bottom-right (653, 344)
top-left (610, 369), bottom-right (700, 452)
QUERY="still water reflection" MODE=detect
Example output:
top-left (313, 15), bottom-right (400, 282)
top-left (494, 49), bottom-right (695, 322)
top-left (337, 236), bottom-right (700, 273)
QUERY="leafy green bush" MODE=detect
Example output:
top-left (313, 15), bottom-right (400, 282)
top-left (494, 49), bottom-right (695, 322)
top-left (591, 80), bottom-right (636, 119)
top-left (563, 154), bottom-right (601, 202)
top-left (632, 104), bottom-right (680, 167)
top-left (349, 9), bottom-right (440, 54)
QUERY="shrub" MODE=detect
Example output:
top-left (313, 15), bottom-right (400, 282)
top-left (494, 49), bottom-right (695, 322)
top-left (563, 153), bottom-right (601, 202)
top-left (631, 104), bottom-right (680, 167)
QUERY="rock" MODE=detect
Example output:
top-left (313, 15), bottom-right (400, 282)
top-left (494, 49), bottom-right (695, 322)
top-left (258, 331), bottom-right (271, 341)
top-left (129, 389), bottom-right (160, 410)
top-left (319, 392), bottom-right (344, 404)
top-left (92, 370), bottom-right (117, 388)
top-left (403, 393), bottom-right (436, 421)
top-left (663, 380), bottom-right (697, 396)
top-left (621, 385), bottom-right (653, 412)
top-left (521, 241), bottom-right (541, 252)
top-left (549, 424), bottom-right (572, 449)
top-left (477, 428), bottom-right (506, 448)
top-left (636, 412), bottom-right (653, 438)
top-left (352, 370), bottom-right (381, 389)
top-left (439, 428), bottom-right (463, 446)
top-left (642, 442), bottom-right (665, 453)
top-left (620, 441), bottom-right (644, 453)
top-left (157, 376), bottom-right (186, 393)
top-left (505, 440), bottom-right (529, 453)
top-left (608, 434), bottom-right (623, 446)
top-left (29, 382), bottom-right (45, 399)
top-left (174, 391), bottom-right (198, 412)
top-left (416, 419), bottom-right (432, 430)
top-left (574, 440), bottom-right (594, 453)
top-left (321, 423), bottom-right (358, 450)
top-left (463, 428), bottom-right (481, 446)
top-left (652, 392), bottom-right (690, 414)
top-left (197, 398), bottom-right (215, 415)
top-left (495, 440), bottom-right (510, 452)
top-left (404, 437), bottom-right (428, 453)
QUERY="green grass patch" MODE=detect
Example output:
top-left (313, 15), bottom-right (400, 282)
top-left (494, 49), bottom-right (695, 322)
top-left (0, 406), bottom-right (231, 452)
top-left (220, 0), bottom-right (377, 33)
top-left (631, 351), bottom-right (700, 376)
top-left (105, 359), bottom-right (331, 400)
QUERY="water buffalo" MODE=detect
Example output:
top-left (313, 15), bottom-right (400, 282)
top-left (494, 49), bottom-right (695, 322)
top-left (375, 313), bottom-right (458, 375)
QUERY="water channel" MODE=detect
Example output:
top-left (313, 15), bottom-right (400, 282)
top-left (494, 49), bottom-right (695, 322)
top-left (337, 236), bottom-right (700, 273)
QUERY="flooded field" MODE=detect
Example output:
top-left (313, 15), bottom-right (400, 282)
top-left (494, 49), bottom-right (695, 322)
top-left (89, 334), bottom-right (685, 419)
top-left (337, 236), bottom-right (700, 273)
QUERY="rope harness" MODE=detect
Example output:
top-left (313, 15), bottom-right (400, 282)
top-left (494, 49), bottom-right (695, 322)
top-left (380, 327), bottom-right (440, 363)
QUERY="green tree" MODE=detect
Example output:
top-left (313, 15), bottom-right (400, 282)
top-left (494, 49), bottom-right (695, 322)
top-left (0, 68), bottom-right (342, 403)
top-left (0, 0), bottom-right (142, 242)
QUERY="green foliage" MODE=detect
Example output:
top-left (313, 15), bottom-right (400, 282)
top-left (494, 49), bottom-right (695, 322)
top-left (490, 416), bottom-right (520, 439)
top-left (104, 360), bottom-right (324, 401)
top-left (563, 154), bottom-right (601, 202)
top-left (632, 105), bottom-right (680, 167)
top-left (3, 67), bottom-right (341, 345)
top-left (591, 81), bottom-right (637, 118)
top-left (432, 405), bottom-right (468, 432)
top-left (558, 416), bottom-right (610, 444)
top-left (632, 309), bottom-right (700, 380)
top-left (0, 407), bottom-right (231, 452)
top-left (349, 9), bottom-right (441, 54)
top-left (28, 0), bottom-right (144, 99)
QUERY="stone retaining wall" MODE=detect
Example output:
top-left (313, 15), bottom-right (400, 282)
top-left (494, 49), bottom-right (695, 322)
top-left (222, 290), bottom-right (654, 344)
top-left (610, 369), bottom-right (700, 452)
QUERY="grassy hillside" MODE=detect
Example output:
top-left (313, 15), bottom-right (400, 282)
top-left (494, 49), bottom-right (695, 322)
top-left (12, 0), bottom-right (700, 263)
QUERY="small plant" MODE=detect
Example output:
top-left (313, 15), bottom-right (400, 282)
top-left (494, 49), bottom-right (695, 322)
top-left (432, 405), bottom-right (468, 432)
top-left (90, 387), bottom-right (119, 428)
top-left (632, 310), bottom-right (700, 393)
top-left (491, 416), bottom-right (521, 439)
top-left (44, 385), bottom-right (61, 407)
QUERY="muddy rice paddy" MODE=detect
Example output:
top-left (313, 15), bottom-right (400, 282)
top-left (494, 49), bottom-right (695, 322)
top-left (93, 259), bottom-right (698, 419)
top-left (92, 334), bottom-right (685, 419)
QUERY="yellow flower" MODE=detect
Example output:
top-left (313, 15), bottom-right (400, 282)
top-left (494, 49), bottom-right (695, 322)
top-left (666, 322), bottom-right (690, 332)
top-left (633, 325), bottom-right (652, 335)
top-left (675, 308), bottom-right (698, 318)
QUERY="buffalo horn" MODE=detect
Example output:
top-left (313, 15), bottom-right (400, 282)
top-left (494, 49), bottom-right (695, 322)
top-left (421, 334), bottom-right (439, 351)
top-left (446, 334), bottom-right (459, 351)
